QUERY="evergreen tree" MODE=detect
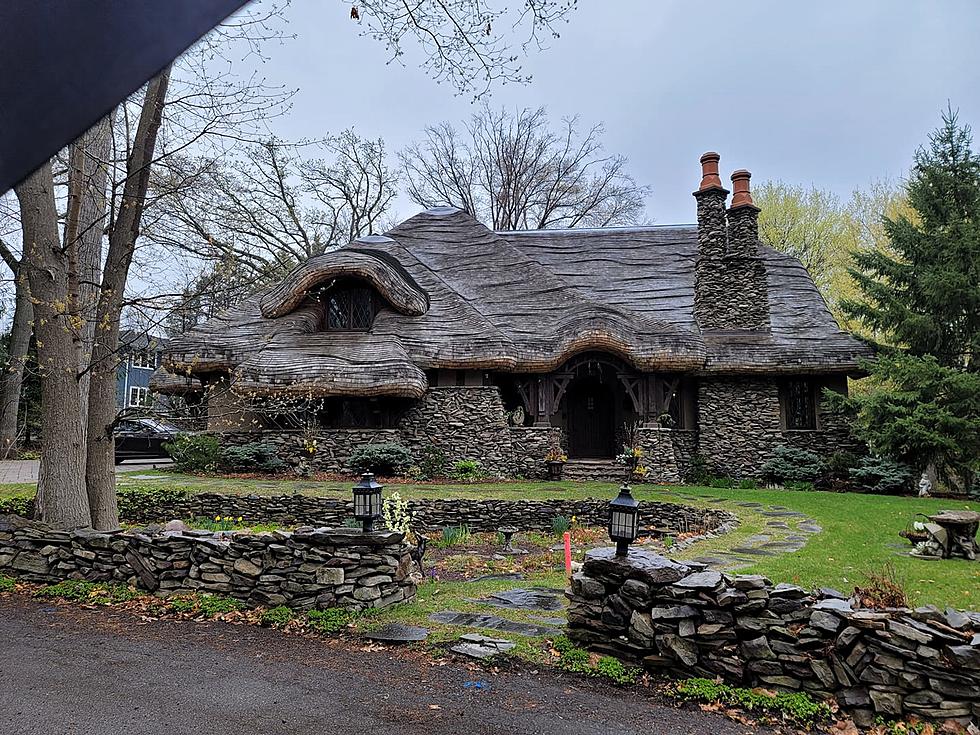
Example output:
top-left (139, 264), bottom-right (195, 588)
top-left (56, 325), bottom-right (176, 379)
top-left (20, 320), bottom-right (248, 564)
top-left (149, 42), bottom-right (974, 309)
top-left (841, 109), bottom-right (980, 489)
top-left (844, 108), bottom-right (980, 368)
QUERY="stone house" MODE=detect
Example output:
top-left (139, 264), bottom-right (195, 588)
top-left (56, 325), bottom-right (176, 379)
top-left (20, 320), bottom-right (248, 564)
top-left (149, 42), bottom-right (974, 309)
top-left (153, 152), bottom-right (871, 481)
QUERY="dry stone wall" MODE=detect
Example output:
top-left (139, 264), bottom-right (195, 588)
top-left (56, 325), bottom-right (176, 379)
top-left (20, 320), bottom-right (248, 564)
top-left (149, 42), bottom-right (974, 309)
top-left (568, 548), bottom-right (980, 726)
top-left (0, 514), bottom-right (415, 612)
top-left (115, 493), bottom-right (736, 538)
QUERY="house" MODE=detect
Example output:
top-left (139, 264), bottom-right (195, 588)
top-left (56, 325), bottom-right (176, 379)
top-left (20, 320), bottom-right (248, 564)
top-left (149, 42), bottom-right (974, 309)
top-left (153, 153), bottom-right (872, 481)
top-left (117, 330), bottom-right (168, 412)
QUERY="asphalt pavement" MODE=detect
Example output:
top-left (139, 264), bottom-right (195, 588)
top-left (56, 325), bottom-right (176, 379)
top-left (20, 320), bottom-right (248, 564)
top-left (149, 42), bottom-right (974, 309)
top-left (0, 596), bottom-right (767, 735)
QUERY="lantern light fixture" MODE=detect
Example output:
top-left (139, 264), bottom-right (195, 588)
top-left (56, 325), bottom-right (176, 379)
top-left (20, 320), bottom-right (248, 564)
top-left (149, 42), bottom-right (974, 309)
top-left (352, 472), bottom-right (383, 532)
top-left (608, 483), bottom-right (640, 556)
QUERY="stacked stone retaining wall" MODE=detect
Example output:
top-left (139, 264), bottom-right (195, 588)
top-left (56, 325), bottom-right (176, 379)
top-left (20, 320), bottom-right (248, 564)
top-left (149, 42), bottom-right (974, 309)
top-left (568, 548), bottom-right (980, 726)
top-left (0, 515), bottom-right (415, 612)
top-left (119, 493), bottom-right (736, 537)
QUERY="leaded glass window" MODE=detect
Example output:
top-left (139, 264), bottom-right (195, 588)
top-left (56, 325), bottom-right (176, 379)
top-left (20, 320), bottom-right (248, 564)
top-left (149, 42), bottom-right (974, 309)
top-left (325, 285), bottom-right (375, 330)
top-left (783, 379), bottom-right (816, 430)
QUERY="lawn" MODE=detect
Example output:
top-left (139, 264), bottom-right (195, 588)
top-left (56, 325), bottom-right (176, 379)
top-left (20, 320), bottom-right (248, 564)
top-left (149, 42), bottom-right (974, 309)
top-left (2, 470), bottom-right (978, 609)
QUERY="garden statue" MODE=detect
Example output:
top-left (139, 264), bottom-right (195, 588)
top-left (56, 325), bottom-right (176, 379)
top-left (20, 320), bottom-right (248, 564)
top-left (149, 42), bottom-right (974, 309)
top-left (917, 472), bottom-right (932, 497)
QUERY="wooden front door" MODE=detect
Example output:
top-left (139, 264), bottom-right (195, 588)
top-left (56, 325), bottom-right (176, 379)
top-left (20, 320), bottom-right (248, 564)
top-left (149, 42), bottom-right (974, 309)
top-left (567, 376), bottom-right (616, 458)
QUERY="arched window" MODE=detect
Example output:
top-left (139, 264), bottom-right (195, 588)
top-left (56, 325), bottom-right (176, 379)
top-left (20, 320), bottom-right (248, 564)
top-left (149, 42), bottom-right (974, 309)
top-left (323, 283), bottom-right (376, 331)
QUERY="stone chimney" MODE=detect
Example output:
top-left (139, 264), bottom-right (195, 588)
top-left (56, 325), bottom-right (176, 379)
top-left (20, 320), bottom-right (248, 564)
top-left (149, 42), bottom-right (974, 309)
top-left (727, 169), bottom-right (760, 257)
top-left (693, 154), bottom-right (771, 332)
top-left (692, 152), bottom-right (728, 259)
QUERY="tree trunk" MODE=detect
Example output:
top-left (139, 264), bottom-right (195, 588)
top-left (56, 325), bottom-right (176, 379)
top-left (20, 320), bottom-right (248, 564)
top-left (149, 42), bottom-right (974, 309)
top-left (65, 114), bottom-right (114, 431)
top-left (16, 163), bottom-right (91, 529)
top-left (87, 68), bottom-right (171, 530)
top-left (0, 266), bottom-right (33, 459)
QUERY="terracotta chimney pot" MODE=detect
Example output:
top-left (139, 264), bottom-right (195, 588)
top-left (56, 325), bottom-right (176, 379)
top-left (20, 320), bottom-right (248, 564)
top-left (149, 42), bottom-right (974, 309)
top-left (697, 152), bottom-right (725, 192)
top-left (730, 169), bottom-right (756, 209)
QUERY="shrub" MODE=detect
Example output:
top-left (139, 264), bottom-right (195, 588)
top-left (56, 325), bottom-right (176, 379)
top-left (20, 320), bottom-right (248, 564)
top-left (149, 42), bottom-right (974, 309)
top-left (218, 442), bottom-right (286, 474)
top-left (449, 459), bottom-right (485, 481)
top-left (670, 678), bottom-right (831, 727)
top-left (737, 478), bottom-right (759, 490)
top-left (784, 480), bottom-right (815, 491)
top-left (347, 443), bottom-right (413, 476)
top-left (760, 445), bottom-right (825, 484)
top-left (0, 575), bottom-right (15, 592)
top-left (164, 433), bottom-right (220, 473)
top-left (551, 515), bottom-right (572, 535)
top-left (849, 455), bottom-right (914, 494)
top-left (820, 451), bottom-right (860, 489)
top-left (707, 476), bottom-right (734, 489)
top-left (0, 495), bottom-right (32, 517)
top-left (686, 453), bottom-right (712, 485)
top-left (411, 444), bottom-right (449, 481)
top-left (260, 605), bottom-right (294, 629)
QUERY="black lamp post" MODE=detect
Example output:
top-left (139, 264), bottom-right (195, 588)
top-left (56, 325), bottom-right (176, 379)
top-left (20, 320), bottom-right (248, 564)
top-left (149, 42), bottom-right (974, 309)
top-left (352, 472), bottom-right (383, 532)
top-left (608, 483), bottom-right (640, 556)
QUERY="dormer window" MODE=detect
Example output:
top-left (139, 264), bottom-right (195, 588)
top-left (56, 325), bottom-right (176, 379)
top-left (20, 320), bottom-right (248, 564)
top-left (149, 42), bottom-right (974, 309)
top-left (324, 283), bottom-right (376, 331)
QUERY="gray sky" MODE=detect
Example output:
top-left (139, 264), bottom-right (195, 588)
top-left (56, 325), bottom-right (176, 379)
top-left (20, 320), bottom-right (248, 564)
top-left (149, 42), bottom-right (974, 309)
top-left (249, 0), bottom-right (980, 226)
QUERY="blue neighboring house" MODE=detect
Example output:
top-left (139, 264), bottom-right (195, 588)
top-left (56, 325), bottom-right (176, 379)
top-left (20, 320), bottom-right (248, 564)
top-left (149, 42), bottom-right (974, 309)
top-left (115, 331), bottom-right (169, 412)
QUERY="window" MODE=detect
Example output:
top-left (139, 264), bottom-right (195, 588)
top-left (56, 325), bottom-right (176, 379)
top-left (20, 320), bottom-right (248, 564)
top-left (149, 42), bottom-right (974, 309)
top-left (131, 351), bottom-right (155, 369)
top-left (324, 285), bottom-right (375, 331)
top-left (129, 386), bottom-right (151, 407)
top-left (782, 379), bottom-right (817, 430)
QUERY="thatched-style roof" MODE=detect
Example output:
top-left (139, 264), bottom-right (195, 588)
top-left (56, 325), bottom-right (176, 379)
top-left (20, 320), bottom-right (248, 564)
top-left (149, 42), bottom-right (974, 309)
top-left (157, 207), bottom-right (871, 397)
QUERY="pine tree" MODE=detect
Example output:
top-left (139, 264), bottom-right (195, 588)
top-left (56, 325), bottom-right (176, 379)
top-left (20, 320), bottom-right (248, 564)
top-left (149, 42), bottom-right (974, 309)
top-left (842, 109), bottom-right (980, 489)
top-left (844, 107), bottom-right (980, 368)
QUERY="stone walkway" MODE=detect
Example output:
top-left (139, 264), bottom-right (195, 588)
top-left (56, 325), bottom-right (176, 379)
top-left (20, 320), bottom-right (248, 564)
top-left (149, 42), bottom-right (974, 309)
top-left (671, 493), bottom-right (823, 572)
top-left (0, 458), bottom-right (173, 484)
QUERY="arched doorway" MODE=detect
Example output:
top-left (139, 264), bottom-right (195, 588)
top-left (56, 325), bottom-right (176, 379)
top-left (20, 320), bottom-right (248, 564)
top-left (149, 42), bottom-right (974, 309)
top-left (565, 374), bottom-right (617, 458)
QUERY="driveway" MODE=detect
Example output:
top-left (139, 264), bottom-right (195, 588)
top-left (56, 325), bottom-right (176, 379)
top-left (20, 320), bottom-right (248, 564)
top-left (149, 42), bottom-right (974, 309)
top-left (0, 458), bottom-right (172, 485)
top-left (0, 597), bottom-right (768, 735)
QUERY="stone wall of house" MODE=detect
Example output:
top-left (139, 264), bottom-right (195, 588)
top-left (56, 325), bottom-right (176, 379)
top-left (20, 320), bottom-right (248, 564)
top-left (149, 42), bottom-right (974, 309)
top-left (213, 387), bottom-right (530, 479)
top-left (509, 425), bottom-right (562, 479)
top-left (115, 493), bottom-right (737, 538)
top-left (0, 514), bottom-right (415, 612)
top-left (697, 377), bottom-right (858, 479)
top-left (568, 548), bottom-right (980, 726)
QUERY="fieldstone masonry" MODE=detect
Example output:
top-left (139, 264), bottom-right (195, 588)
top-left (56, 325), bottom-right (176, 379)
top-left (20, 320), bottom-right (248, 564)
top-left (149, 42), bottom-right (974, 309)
top-left (698, 377), bottom-right (859, 478)
top-left (116, 493), bottom-right (737, 538)
top-left (0, 514), bottom-right (416, 612)
top-left (213, 382), bottom-right (855, 484)
top-left (568, 548), bottom-right (980, 725)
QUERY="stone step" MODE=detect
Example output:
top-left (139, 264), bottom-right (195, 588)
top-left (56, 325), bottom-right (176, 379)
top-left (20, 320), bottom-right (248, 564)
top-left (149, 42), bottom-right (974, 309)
top-left (562, 459), bottom-right (624, 482)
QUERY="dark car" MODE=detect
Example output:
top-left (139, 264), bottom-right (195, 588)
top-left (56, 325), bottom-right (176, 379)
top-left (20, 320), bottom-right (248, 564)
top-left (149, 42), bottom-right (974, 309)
top-left (114, 417), bottom-right (178, 461)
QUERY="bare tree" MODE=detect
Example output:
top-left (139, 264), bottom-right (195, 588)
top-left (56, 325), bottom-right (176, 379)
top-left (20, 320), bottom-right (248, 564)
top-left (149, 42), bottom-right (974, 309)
top-left (401, 106), bottom-right (648, 230)
top-left (148, 132), bottom-right (399, 292)
top-left (354, 0), bottom-right (577, 99)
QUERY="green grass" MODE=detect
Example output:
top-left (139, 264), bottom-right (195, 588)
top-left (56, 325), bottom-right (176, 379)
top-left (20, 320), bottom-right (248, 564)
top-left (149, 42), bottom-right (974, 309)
top-left (2, 470), bottom-right (977, 609)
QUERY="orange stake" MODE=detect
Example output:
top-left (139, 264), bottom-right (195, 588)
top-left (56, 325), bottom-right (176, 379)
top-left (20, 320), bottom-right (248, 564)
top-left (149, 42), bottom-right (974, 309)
top-left (563, 531), bottom-right (572, 574)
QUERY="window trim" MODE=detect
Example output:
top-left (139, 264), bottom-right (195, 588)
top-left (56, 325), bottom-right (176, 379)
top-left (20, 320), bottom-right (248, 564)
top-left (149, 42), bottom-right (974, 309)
top-left (130, 351), bottom-right (155, 370)
top-left (128, 386), bottom-right (151, 407)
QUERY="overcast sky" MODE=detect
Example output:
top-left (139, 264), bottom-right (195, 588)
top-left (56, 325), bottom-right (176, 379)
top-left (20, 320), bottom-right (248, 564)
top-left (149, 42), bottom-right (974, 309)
top-left (242, 0), bottom-right (980, 226)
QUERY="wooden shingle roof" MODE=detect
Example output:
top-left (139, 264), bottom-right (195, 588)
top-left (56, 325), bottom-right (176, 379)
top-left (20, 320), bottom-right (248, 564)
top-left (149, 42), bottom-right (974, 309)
top-left (159, 207), bottom-right (871, 397)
